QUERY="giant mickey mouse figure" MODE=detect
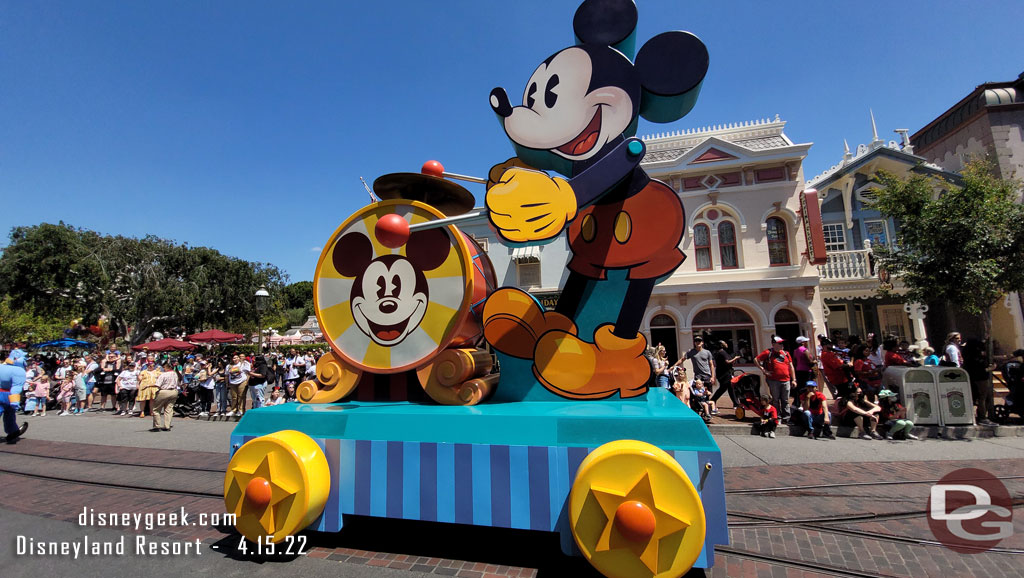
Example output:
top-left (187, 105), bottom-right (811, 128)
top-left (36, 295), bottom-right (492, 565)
top-left (483, 0), bottom-right (708, 399)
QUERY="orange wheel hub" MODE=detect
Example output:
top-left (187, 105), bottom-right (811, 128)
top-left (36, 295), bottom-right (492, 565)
top-left (614, 500), bottom-right (657, 542)
top-left (245, 477), bottom-right (273, 508)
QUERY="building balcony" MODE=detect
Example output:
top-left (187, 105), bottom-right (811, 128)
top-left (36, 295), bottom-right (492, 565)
top-left (818, 249), bottom-right (874, 281)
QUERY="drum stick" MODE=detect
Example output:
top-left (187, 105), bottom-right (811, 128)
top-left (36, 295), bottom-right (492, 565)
top-left (359, 177), bottom-right (379, 202)
top-left (442, 171), bottom-right (487, 184)
top-left (408, 209), bottom-right (487, 232)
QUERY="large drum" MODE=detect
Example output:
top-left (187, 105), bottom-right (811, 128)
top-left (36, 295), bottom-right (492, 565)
top-left (313, 199), bottom-right (495, 375)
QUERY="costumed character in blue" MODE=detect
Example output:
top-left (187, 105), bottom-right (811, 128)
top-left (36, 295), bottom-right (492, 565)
top-left (1, 349), bottom-right (30, 443)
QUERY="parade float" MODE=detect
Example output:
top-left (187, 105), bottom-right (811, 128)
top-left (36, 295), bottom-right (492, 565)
top-left (224, 1), bottom-right (728, 576)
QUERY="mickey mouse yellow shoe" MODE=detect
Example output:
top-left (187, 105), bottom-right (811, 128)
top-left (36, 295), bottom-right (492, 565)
top-left (482, 288), bottom-right (576, 359)
top-left (533, 324), bottom-right (650, 399)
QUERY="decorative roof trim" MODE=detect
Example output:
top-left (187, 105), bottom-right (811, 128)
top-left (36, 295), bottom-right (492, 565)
top-left (640, 115), bottom-right (786, 149)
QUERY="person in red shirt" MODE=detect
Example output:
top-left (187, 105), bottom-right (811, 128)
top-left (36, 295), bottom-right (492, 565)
top-left (819, 337), bottom-right (852, 398)
top-left (852, 344), bottom-right (883, 401)
top-left (755, 395), bottom-right (778, 438)
top-left (756, 336), bottom-right (796, 422)
top-left (882, 337), bottom-right (916, 369)
top-left (795, 381), bottom-right (836, 440)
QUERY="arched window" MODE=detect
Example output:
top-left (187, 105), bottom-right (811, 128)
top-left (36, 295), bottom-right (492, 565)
top-left (692, 307), bottom-right (756, 363)
top-left (774, 309), bottom-right (799, 323)
top-left (774, 308), bottom-right (802, 351)
top-left (651, 314), bottom-right (676, 327)
top-left (649, 314), bottom-right (678, 361)
top-left (694, 224), bottom-right (712, 271)
top-left (718, 221), bottom-right (738, 269)
top-left (766, 217), bottom-right (790, 265)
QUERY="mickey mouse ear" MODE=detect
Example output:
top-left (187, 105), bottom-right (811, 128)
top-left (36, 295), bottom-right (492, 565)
top-left (573, 0), bottom-right (638, 58)
top-left (636, 31), bottom-right (709, 123)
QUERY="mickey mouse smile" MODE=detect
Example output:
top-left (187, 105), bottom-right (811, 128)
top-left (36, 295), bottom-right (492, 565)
top-left (363, 304), bottom-right (417, 342)
top-left (557, 107), bottom-right (602, 157)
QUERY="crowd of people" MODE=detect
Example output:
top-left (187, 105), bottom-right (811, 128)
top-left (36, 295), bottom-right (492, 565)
top-left (11, 347), bottom-right (329, 432)
top-left (645, 330), bottom-right (1022, 440)
top-left (7, 331), bottom-right (1021, 441)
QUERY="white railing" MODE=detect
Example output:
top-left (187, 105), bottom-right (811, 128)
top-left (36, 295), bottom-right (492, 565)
top-left (818, 249), bottom-right (874, 281)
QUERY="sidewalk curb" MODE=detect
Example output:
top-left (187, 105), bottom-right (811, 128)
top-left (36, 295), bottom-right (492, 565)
top-left (708, 422), bottom-right (1024, 439)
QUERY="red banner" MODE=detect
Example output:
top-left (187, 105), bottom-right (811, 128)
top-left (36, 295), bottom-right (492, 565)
top-left (799, 189), bottom-right (828, 265)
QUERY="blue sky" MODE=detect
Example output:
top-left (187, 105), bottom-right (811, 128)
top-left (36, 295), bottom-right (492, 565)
top-left (3, 0), bottom-right (1021, 282)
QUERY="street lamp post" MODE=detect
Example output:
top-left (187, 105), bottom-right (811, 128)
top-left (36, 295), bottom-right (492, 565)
top-left (255, 285), bottom-right (269, 355)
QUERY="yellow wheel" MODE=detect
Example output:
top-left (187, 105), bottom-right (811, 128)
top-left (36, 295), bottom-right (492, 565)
top-left (224, 430), bottom-right (330, 544)
top-left (569, 440), bottom-right (706, 578)
top-left (735, 407), bottom-right (745, 420)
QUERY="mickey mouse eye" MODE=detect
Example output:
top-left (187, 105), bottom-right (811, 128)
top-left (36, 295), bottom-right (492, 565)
top-left (376, 277), bottom-right (386, 299)
top-left (391, 275), bottom-right (401, 297)
top-left (526, 82), bottom-right (537, 108)
top-left (544, 74), bottom-right (559, 108)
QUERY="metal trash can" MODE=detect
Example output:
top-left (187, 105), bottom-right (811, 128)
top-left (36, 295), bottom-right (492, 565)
top-left (935, 367), bottom-right (974, 426)
top-left (882, 367), bottom-right (940, 425)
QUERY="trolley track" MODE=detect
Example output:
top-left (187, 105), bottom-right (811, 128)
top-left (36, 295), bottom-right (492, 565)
top-left (0, 465), bottom-right (224, 499)
top-left (725, 473), bottom-right (1024, 495)
top-left (0, 451), bottom-right (224, 498)
top-left (0, 449), bottom-right (226, 473)
top-left (727, 507), bottom-right (1024, 555)
top-left (715, 545), bottom-right (902, 578)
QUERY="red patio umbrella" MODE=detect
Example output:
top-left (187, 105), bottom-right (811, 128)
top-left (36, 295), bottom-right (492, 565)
top-left (185, 329), bottom-right (245, 343)
top-left (131, 338), bottom-right (197, 352)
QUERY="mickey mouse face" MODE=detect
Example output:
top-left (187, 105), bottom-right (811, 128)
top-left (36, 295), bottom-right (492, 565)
top-left (500, 47), bottom-right (634, 162)
top-left (351, 255), bottom-right (427, 347)
top-left (489, 0), bottom-right (708, 176)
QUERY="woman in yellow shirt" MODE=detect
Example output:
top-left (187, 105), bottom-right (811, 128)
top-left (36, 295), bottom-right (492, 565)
top-left (136, 359), bottom-right (160, 418)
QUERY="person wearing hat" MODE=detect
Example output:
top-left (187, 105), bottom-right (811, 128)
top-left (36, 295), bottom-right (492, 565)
top-left (794, 380), bottom-right (835, 440)
top-left (0, 349), bottom-right (30, 442)
top-left (877, 389), bottom-right (919, 440)
top-left (820, 336), bottom-right (853, 398)
top-left (755, 336), bottom-right (796, 423)
top-left (792, 335), bottom-right (814, 408)
top-left (679, 337), bottom-right (716, 402)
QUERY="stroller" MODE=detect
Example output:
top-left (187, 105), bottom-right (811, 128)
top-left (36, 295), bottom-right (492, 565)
top-left (993, 356), bottom-right (1024, 424)
top-left (730, 370), bottom-right (765, 420)
top-left (174, 382), bottom-right (202, 418)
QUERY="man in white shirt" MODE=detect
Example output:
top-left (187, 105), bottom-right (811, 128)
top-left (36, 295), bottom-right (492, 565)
top-left (284, 349), bottom-right (301, 386)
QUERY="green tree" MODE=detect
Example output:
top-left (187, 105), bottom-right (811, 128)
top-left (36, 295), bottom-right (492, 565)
top-left (281, 281), bottom-right (314, 315)
top-left (0, 223), bottom-right (288, 345)
top-left (0, 297), bottom-right (67, 344)
top-left (872, 159), bottom-right (1024, 356)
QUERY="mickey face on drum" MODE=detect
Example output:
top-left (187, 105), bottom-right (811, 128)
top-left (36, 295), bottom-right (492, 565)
top-left (352, 255), bottom-right (427, 346)
top-left (333, 226), bottom-right (452, 347)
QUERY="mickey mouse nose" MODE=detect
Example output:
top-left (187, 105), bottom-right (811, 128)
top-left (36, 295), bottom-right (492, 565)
top-left (490, 87), bottom-right (512, 118)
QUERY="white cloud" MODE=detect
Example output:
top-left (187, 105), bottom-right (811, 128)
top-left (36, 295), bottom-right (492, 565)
top-left (310, 246), bottom-right (322, 252)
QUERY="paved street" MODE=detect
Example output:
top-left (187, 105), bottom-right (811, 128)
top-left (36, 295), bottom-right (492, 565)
top-left (2, 411), bottom-right (1023, 577)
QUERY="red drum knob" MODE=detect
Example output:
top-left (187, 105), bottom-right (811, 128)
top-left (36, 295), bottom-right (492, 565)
top-left (421, 160), bottom-right (445, 177)
top-left (375, 213), bottom-right (411, 248)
